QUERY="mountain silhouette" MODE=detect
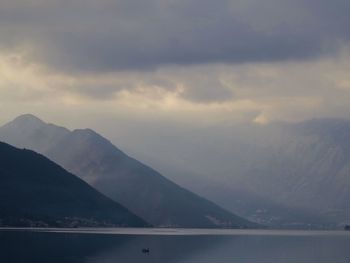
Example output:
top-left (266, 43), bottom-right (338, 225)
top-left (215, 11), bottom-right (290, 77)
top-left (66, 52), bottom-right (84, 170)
top-left (0, 141), bottom-right (147, 227)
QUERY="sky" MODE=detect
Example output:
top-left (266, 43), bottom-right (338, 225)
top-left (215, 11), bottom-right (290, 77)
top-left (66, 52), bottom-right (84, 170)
top-left (1, 0), bottom-right (350, 135)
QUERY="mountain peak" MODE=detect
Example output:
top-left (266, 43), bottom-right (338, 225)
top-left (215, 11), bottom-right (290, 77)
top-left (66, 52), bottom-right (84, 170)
top-left (0, 114), bottom-right (70, 154)
top-left (65, 128), bottom-right (125, 155)
top-left (70, 129), bottom-right (109, 144)
top-left (0, 114), bottom-right (47, 134)
top-left (10, 114), bottom-right (46, 128)
top-left (72, 128), bottom-right (99, 136)
top-left (13, 114), bottom-right (44, 122)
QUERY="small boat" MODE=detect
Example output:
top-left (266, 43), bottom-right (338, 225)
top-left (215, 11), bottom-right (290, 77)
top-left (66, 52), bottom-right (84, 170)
top-left (345, 225), bottom-right (350, 231)
top-left (142, 248), bottom-right (150, 254)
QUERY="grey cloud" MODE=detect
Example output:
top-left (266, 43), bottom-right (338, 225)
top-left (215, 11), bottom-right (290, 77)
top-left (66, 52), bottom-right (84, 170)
top-left (182, 86), bottom-right (233, 103)
top-left (174, 76), bottom-right (234, 103)
top-left (0, 0), bottom-right (350, 72)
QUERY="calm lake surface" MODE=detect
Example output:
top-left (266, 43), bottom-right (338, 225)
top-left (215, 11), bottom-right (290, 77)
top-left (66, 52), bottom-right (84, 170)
top-left (0, 228), bottom-right (349, 263)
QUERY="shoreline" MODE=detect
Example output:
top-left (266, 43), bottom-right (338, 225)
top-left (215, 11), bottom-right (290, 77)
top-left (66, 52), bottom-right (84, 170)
top-left (1, 227), bottom-right (349, 236)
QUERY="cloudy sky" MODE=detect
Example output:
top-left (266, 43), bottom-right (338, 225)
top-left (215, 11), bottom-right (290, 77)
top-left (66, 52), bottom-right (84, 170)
top-left (1, 0), bottom-right (350, 133)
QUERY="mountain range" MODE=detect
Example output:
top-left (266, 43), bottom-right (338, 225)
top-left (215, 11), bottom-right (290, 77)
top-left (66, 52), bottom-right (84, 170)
top-left (0, 141), bottom-right (147, 227)
top-left (0, 114), bottom-right (254, 228)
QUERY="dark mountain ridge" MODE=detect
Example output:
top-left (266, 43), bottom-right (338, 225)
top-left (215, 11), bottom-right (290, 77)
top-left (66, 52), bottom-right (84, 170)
top-left (0, 141), bottom-right (147, 227)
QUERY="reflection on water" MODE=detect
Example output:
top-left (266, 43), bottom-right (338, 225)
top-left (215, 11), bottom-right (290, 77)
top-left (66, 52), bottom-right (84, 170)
top-left (0, 229), bottom-right (349, 263)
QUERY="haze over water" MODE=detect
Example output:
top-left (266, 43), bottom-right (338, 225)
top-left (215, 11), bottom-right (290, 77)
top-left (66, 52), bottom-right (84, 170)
top-left (1, 229), bottom-right (349, 263)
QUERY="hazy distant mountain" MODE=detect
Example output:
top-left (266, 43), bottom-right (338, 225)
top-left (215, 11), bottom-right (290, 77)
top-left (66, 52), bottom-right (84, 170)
top-left (134, 119), bottom-right (350, 228)
top-left (252, 119), bottom-right (350, 223)
top-left (0, 142), bottom-right (147, 227)
top-left (227, 119), bottom-right (350, 226)
top-left (0, 114), bottom-right (254, 228)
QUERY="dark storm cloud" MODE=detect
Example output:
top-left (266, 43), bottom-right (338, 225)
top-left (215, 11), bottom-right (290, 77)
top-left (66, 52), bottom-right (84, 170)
top-left (0, 0), bottom-right (350, 72)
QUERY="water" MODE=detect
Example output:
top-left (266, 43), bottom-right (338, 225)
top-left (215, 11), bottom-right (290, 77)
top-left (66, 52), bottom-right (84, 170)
top-left (0, 228), bottom-right (349, 263)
